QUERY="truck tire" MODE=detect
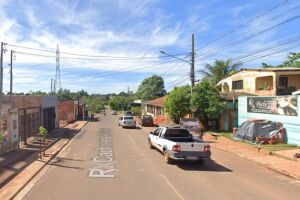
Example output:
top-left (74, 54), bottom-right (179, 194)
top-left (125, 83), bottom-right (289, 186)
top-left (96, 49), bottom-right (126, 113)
top-left (148, 139), bottom-right (154, 149)
top-left (163, 151), bottom-right (172, 164)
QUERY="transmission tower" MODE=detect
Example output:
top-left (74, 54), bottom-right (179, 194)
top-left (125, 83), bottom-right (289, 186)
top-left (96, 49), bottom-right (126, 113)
top-left (54, 44), bottom-right (61, 93)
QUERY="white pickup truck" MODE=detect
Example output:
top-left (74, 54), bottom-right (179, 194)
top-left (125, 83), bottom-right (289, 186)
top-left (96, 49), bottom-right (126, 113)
top-left (148, 126), bottom-right (211, 164)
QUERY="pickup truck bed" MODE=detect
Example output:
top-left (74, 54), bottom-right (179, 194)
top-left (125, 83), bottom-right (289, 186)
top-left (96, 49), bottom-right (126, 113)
top-left (148, 127), bottom-right (211, 164)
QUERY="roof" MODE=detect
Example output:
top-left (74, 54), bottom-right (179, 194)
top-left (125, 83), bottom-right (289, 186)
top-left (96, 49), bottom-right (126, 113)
top-left (144, 96), bottom-right (165, 106)
top-left (220, 92), bottom-right (257, 101)
top-left (240, 67), bottom-right (300, 72)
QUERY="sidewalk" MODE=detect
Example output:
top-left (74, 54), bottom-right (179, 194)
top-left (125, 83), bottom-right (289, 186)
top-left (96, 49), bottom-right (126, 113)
top-left (203, 134), bottom-right (300, 180)
top-left (0, 120), bottom-right (88, 200)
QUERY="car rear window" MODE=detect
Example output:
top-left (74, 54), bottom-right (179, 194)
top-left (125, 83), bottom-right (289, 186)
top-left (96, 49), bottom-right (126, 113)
top-left (164, 129), bottom-right (191, 137)
top-left (124, 116), bottom-right (134, 120)
top-left (143, 115), bottom-right (152, 119)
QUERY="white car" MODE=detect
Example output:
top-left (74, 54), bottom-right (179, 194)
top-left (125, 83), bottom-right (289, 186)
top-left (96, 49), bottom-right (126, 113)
top-left (118, 116), bottom-right (136, 128)
top-left (148, 126), bottom-right (211, 164)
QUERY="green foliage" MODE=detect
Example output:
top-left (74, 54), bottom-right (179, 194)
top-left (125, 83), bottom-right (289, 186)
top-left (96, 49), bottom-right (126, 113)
top-left (131, 106), bottom-right (141, 117)
top-left (136, 75), bottom-right (166, 101)
top-left (164, 86), bottom-right (191, 123)
top-left (83, 97), bottom-right (105, 113)
top-left (191, 80), bottom-right (225, 121)
top-left (109, 96), bottom-right (132, 111)
top-left (37, 126), bottom-right (48, 137)
top-left (199, 59), bottom-right (242, 85)
top-left (261, 52), bottom-right (300, 68)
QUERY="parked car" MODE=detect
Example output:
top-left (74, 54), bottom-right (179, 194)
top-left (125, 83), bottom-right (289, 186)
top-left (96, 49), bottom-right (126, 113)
top-left (148, 126), bottom-right (211, 164)
top-left (118, 116), bottom-right (136, 128)
top-left (111, 110), bottom-right (117, 115)
top-left (124, 111), bottom-right (133, 116)
top-left (141, 115), bottom-right (154, 127)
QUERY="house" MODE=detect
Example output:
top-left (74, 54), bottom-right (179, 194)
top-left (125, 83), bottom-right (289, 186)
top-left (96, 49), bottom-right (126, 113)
top-left (58, 100), bottom-right (75, 127)
top-left (142, 97), bottom-right (165, 118)
top-left (218, 68), bottom-right (300, 96)
top-left (0, 96), bottom-right (58, 154)
top-left (218, 92), bottom-right (256, 131)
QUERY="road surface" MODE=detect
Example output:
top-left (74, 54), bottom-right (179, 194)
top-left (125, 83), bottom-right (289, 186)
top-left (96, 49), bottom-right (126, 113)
top-left (18, 114), bottom-right (300, 200)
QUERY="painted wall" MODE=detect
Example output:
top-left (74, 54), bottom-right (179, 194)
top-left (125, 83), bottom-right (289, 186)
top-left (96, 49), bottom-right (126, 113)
top-left (238, 96), bottom-right (300, 145)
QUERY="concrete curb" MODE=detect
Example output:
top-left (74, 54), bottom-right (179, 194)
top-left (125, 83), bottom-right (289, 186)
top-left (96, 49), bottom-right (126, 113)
top-left (207, 135), bottom-right (300, 181)
top-left (1, 121), bottom-right (88, 200)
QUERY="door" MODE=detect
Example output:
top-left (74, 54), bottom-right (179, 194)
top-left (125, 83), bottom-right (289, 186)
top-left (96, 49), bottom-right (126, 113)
top-left (151, 128), bottom-right (161, 149)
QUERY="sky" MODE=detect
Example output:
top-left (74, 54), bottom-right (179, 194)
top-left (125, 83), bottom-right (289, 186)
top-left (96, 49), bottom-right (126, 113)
top-left (1, 0), bottom-right (300, 94)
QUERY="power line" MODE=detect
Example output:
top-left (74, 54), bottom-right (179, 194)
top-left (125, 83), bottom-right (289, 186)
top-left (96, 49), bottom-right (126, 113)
top-left (196, 0), bottom-right (289, 51)
top-left (231, 34), bottom-right (300, 62)
top-left (198, 3), bottom-right (300, 58)
top-left (7, 43), bottom-right (187, 60)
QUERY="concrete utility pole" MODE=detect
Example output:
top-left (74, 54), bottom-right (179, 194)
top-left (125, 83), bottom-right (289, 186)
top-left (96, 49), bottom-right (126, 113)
top-left (51, 78), bottom-right (53, 95)
top-left (10, 50), bottom-right (13, 109)
top-left (191, 33), bottom-right (195, 90)
top-left (0, 42), bottom-right (4, 123)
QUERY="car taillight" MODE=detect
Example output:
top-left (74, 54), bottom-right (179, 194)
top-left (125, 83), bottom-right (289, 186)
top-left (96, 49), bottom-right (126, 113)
top-left (204, 145), bottom-right (210, 152)
top-left (172, 145), bottom-right (181, 152)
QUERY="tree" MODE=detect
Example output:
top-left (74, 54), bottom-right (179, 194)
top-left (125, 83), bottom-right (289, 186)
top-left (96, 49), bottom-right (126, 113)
top-left (109, 96), bottom-right (132, 111)
top-left (191, 80), bottom-right (225, 127)
top-left (199, 59), bottom-right (242, 85)
top-left (164, 86), bottom-right (191, 123)
top-left (261, 52), bottom-right (300, 68)
top-left (83, 97), bottom-right (105, 114)
top-left (136, 75), bottom-right (166, 101)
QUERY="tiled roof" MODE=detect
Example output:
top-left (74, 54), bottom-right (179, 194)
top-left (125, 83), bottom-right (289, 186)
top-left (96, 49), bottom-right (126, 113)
top-left (144, 96), bottom-right (165, 106)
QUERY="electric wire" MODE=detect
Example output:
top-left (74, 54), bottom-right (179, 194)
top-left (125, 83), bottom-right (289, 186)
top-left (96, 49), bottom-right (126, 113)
top-left (198, 3), bottom-right (300, 58)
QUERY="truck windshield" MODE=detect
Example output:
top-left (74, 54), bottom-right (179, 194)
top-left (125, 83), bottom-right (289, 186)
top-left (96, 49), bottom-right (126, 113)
top-left (164, 129), bottom-right (191, 137)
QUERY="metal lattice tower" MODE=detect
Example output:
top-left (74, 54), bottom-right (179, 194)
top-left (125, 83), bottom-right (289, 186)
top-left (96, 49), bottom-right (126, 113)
top-left (54, 44), bottom-right (61, 93)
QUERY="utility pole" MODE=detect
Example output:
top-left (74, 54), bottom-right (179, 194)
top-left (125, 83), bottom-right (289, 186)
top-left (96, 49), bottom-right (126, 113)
top-left (10, 50), bottom-right (13, 109)
top-left (191, 33), bottom-right (195, 91)
top-left (51, 78), bottom-right (53, 95)
top-left (0, 42), bottom-right (4, 124)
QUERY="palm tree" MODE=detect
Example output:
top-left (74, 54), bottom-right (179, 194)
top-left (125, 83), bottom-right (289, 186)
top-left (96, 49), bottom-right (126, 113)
top-left (199, 59), bottom-right (242, 85)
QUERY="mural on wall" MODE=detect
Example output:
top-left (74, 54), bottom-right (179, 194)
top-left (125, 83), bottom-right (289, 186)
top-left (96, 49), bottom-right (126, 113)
top-left (248, 96), bottom-right (298, 116)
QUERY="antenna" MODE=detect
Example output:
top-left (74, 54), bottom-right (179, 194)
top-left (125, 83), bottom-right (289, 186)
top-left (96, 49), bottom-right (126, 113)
top-left (54, 44), bottom-right (61, 93)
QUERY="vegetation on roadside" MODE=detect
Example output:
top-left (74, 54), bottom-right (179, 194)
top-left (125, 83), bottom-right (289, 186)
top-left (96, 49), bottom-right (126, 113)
top-left (164, 86), bottom-right (191, 123)
top-left (262, 52), bottom-right (300, 68)
top-left (198, 59), bottom-right (242, 84)
top-left (192, 80), bottom-right (225, 127)
top-left (136, 75), bottom-right (166, 101)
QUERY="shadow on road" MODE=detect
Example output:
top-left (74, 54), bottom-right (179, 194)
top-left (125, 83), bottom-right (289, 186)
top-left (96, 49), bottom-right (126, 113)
top-left (176, 159), bottom-right (233, 172)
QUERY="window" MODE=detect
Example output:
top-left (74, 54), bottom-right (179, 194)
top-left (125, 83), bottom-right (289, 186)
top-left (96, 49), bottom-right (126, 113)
top-left (279, 76), bottom-right (288, 89)
top-left (232, 80), bottom-right (243, 90)
top-left (153, 128), bottom-right (161, 136)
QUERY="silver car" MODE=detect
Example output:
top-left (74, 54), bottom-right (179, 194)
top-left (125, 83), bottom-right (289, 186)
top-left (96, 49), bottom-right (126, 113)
top-left (118, 116), bottom-right (136, 128)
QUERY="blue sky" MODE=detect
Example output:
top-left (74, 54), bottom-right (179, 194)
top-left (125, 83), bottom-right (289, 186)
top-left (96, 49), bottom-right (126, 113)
top-left (1, 0), bottom-right (300, 94)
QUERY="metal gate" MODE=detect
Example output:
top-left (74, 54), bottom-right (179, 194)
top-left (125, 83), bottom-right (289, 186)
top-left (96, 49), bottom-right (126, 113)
top-left (19, 107), bottom-right (41, 144)
top-left (43, 107), bottom-right (56, 132)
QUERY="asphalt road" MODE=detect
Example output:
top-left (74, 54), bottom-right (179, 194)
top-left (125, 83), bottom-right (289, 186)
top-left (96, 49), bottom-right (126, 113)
top-left (19, 114), bottom-right (300, 200)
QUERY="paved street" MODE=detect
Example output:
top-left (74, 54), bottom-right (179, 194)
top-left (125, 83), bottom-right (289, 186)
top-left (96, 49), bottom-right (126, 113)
top-left (18, 114), bottom-right (300, 200)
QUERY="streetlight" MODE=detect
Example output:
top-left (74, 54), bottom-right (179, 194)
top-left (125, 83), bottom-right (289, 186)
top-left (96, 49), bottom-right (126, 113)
top-left (160, 50), bottom-right (195, 118)
top-left (160, 51), bottom-right (191, 64)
